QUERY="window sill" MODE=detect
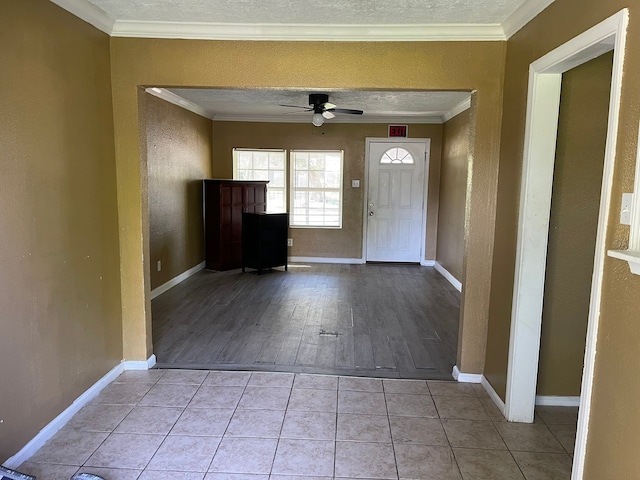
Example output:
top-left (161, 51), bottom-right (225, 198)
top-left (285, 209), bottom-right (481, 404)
top-left (608, 249), bottom-right (640, 275)
top-left (289, 225), bottom-right (342, 230)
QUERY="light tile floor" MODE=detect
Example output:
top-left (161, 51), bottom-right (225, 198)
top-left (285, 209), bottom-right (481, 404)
top-left (18, 370), bottom-right (577, 480)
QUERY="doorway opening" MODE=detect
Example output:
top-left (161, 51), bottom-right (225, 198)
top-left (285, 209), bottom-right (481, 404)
top-left (536, 50), bottom-right (613, 407)
top-left (504, 9), bottom-right (628, 480)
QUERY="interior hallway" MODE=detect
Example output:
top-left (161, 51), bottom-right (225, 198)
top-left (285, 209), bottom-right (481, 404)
top-left (152, 264), bottom-right (460, 379)
top-left (18, 369), bottom-right (576, 479)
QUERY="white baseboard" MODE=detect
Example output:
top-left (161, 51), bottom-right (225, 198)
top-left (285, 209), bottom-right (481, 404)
top-left (289, 256), bottom-right (365, 264)
top-left (3, 355), bottom-right (156, 469)
top-left (434, 261), bottom-right (462, 292)
top-left (150, 261), bottom-right (205, 300)
top-left (453, 368), bottom-right (507, 418)
top-left (535, 395), bottom-right (581, 407)
top-left (482, 375), bottom-right (507, 416)
top-left (452, 365), bottom-right (483, 383)
top-left (123, 354), bottom-right (157, 370)
top-left (288, 257), bottom-right (436, 266)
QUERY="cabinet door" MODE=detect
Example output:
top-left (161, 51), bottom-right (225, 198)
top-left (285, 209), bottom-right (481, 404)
top-left (220, 183), bottom-right (245, 269)
top-left (245, 184), bottom-right (267, 213)
top-left (204, 181), bottom-right (222, 270)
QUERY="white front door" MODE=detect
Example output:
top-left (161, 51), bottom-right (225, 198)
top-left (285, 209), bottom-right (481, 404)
top-left (365, 140), bottom-right (428, 262)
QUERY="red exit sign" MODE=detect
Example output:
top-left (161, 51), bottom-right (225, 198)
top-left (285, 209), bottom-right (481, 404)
top-left (388, 125), bottom-right (408, 137)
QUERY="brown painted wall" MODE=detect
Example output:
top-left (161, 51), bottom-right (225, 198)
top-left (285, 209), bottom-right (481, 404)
top-left (211, 121), bottom-right (442, 259)
top-left (484, 0), bottom-right (640, 477)
top-left (537, 52), bottom-right (613, 397)
top-left (109, 39), bottom-right (506, 379)
top-left (0, 0), bottom-right (121, 460)
top-left (144, 95), bottom-right (213, 290)
top-left (5, 0), bottom-right (640, 474)
top-left (437, 110), bottom-right (471, 282)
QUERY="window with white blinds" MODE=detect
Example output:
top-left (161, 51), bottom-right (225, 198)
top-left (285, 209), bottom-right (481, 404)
top-left (233, 149), bottom-right (286, 213)
top-left (290, 150), bottom-right (343, 228)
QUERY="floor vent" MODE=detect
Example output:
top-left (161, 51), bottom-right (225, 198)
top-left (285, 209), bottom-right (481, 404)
top-left (319, 329), bottom-right (339, 337)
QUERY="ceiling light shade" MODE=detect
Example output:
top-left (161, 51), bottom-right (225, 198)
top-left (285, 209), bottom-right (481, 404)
top-left (312, 112), bottom-right (324, 127)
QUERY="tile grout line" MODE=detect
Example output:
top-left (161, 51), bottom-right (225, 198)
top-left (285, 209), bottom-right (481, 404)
top-left (433, 381), bottom-right (495, 479)
top-left (82, 370), bottom-right (167, 475)
top-left (381, 379), bottom-right (401, 480)
top-left (266, 372), bottom-right (295, 477)
top-left (182, 370), bottom-right (235, 477)
top-left (436, 394), bottom-right (464, 479)
top-left (537, 408), bottom-right (578, 457)
top-left (136, 370), bottom-right (204, 477)
top-left (488, 401), bottom-right (558, 479)
top-left (333, 375), bottom-right (340, 479)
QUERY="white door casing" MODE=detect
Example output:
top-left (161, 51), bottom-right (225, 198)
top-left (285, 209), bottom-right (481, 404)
top-left (364, 139), bottom-right (430, 263)
top-left (504, 10), bottom-right (627, 480)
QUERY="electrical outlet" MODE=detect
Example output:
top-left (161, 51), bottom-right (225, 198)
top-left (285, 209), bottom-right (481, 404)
top-left (352, 179), bottom-right (360, 188)
top-left (621, 193), bottom-right (634, 225)
top-left (157, 260), bottom-right (162, 272)
top-left (287, 238), bottom-right (293, 247)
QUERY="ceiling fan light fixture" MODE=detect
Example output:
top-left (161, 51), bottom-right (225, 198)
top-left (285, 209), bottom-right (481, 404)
top-left (281, 93), bottom-right (363, 125)
top-left (312, 112), bottom-right (324, 127)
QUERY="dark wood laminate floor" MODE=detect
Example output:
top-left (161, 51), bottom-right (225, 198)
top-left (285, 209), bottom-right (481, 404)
top-left (152, 263), bottom-right (460, 379)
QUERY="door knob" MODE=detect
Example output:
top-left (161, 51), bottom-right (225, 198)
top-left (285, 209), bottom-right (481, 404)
top-left (369, 211), bottom-right (374, 216)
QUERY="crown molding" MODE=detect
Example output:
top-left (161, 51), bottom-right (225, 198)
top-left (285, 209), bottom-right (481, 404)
top-left (49, 0), bottom-right (114, 34)
top-left (212, 114), bottom-right (444, 124)
top-left (442, 97), bottom-right (472, 122)
top-left (503, 0), bottom-right (555, 39)
top-left (51, 0), bottom-right (555, 41)
top-left (144, 88), bottom-right (210, 119)
top-left (111, 21), bottom-right (506, 41)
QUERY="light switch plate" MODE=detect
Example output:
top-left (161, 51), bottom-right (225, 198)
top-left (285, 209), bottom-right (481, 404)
top-left (621, 193), bottom-right (633, 225)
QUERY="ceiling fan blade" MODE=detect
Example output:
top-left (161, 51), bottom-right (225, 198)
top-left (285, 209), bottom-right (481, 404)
top-left (327, 108), bottom-right (364, 115)
top-left (322, 111), bottom-right (336, 119)
top-left (281, 110), bottom-right (311, 116)
top-left (278, 104), bottom-right (313, 110)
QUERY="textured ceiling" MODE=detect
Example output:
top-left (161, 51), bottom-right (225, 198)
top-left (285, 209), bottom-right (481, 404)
top-left (87, 0), bottom-right (526, 25)
top-left (161, 88), bottom-right (471, 123)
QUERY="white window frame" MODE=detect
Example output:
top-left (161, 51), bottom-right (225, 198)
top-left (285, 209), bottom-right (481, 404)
top-left (289, 150), bottom-right (344, 229)
top-left (233, 148), bottom-right (286, 213)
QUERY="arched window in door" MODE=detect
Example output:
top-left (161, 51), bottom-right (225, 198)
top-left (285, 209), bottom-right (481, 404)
top-left (380, 147), bottom-right (414, 164)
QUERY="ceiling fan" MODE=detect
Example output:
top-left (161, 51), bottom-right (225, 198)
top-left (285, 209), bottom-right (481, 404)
top-left (279, 93), bottom-right (364, 126)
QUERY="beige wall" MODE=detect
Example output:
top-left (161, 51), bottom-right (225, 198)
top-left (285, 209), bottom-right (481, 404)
top-left (143, 95), bottom-right (213, 290)
top-left (436, 110), bottom-right (471, 282)
top-left (484, 0), bottom-right (640, 477)
top-left (537, 52), bottom-right (613, 397)
top-left (0, 0), bottom-right (122, 460)
top-left (110, 39), bottom-right (506, 376)
top-left (212, 121), bottom-right (443, 259)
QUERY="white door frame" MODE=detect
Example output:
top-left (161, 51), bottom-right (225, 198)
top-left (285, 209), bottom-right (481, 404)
top-left (505, 9), bottom-right (628, 480)
top-left (363, 138), bottom-right (431, 263)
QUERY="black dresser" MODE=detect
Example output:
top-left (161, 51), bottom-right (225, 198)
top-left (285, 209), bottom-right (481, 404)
top-left (242, 212), bottom-right (289, 274)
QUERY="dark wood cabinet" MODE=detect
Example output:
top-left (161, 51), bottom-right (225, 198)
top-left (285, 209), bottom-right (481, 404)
top-left (242, 212), bottom-right (289, 274)
top-left (203, 180), bottom-right (268, 271)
